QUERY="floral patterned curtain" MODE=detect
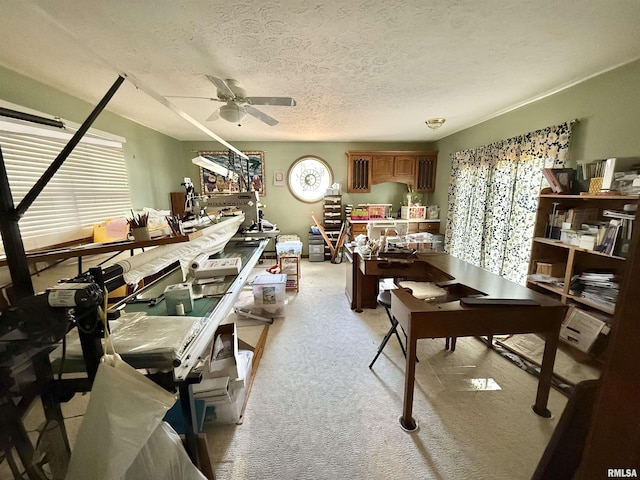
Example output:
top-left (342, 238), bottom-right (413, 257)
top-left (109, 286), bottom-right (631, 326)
top-left (445, 122), bottom-right (572, 284)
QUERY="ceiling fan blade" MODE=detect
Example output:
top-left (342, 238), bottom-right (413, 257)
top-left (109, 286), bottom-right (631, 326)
top-left (206, 108), bottom-right (220, 122)
top-left (205, 75), bottom-right (235, 99)
top-left (247, 96), bottom-right (296, 107)
top-left (164, 95), bottom-right (221, 101)
top-left (245, 105), bottom-right (279, 126)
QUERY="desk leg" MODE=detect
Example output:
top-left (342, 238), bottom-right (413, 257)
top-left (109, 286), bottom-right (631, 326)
top-left (399, 332), bottom-right (419, 432)
top-left (532, 326), bottom-right (560, 418)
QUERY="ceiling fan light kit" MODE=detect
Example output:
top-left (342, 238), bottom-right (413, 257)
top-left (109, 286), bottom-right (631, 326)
top-left (219, 102), bottom-right (247, 124)
top-left (425, 118), bottom-right (446, 131)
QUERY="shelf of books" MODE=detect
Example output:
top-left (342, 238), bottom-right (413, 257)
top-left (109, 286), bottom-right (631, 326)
top-left (527, 193), bottom-right (638, 361)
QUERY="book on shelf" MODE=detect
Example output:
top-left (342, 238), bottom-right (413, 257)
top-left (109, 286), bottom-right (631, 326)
top-left (542, 168), bottom-right (576, 194)
top-left (566, 207), bottom-right (598, 228)
top-left (601, 158), bottom-right (617, 191)
top-left (570, 271), bottom-right (620, 310)
top-left (603, 209), bottom-right (636, 220)
top-left (600, 209), bottom-right (635, 257)
top-left (595, 219), bottom-right (622, 255)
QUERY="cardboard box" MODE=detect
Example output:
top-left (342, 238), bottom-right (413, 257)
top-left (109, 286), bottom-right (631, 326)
top-left (201, 350), bottom-right (253, 425)
top-left (193, 376), bottom-right (231, 398)
top-left (560, 307), bottom-right (606, 353)
top-left (93, 218), bottom-right (129, 242)
top-left (401, 206), bottom-right (427, 220)
top-left (163, 283), bottom-right (193, 315)
top-left (206, 323), bottom-right (241, 379)
top-left (578, 234), bottom-right (596, 250)
top-left (535, 261), bottom-right (566, 278)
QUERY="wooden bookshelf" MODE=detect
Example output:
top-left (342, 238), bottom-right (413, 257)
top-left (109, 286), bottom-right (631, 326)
top-left (527, 194), bottom-right (638, 360)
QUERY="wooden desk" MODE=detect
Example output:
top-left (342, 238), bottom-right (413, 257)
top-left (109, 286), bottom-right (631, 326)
top-left (389, 254), bottom-right (567, 431)
top-left (345, 244), bottom-right (452, 311)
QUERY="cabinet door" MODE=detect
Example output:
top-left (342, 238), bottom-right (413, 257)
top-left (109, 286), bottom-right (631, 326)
top-left (416, 154), bottom-right (437, 192)
top-left (394, 155), bottom-right (416, 180)
top-left (347, 153), bottom-right (371, 192)
top-left (371, 155), bottom-right (393, 184)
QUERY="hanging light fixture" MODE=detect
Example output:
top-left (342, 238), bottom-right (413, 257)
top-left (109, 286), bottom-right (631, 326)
top-left (425, 118), bottom-right (446, 131)
top-left (219, 102), bottom-right (247, 124)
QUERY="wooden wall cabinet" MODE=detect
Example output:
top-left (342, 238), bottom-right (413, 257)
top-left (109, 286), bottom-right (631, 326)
top-left (347, 152), bottom-right (372, 192)
top-left (416, 154), bottom-right (437, 191)
top-left (346, 150), bottom-right (437, 193)
top-left (371, 154), bottom-right (415, 185)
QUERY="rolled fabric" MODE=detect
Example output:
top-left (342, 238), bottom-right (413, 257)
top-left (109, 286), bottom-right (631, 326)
top-left (119, 216), bottom-right (243, 286)
top-left (190, 252), bottom-right (210, 270)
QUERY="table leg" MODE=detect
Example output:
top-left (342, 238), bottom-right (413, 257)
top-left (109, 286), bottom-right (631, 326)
top-left (532, 326), bottom-right (560, 418)
top-left (399, 332), bottom-right (419, 432)
top-left (178, 383), bottom-right (201, 467)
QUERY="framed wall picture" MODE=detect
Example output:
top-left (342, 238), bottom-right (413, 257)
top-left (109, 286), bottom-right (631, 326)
top-left (198, 150), bottom-right (265, 196)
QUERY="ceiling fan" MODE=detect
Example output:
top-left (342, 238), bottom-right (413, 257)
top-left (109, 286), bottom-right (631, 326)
top-left (204, 76), bottom-right (296, 126)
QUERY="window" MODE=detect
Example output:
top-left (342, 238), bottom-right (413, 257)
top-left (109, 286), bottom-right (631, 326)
top-left (287, 155), bottom-right (333, 203)
top-left (446, 121), bottom-right (573, 285)
top-left (0, 118), bottom-right (132, 253)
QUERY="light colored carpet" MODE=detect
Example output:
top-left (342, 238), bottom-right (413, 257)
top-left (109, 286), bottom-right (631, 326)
top-left (205, 259), bottom-right (568, 480)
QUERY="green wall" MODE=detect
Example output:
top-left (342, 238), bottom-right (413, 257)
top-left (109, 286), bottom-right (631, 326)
top-left (0, 65), bottom-right (183, 210)
top-left (3, 57), bottom-right (640, 254)
top-left (432, 59), bottom-right (640, 221)
top-left (181, 141), bottom-right (432, 251)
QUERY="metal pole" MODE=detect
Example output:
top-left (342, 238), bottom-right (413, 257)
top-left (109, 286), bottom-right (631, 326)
top-left (0, 106), bottom-right (64, 129)
top-left (0, 146), bottom-right (34, 299)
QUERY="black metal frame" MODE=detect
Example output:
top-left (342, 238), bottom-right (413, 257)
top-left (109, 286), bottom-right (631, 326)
top-left (0, 76), bottom-right (124, 479)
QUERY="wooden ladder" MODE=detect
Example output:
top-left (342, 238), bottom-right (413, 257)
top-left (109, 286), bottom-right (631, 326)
top-left (311, 211), bottom-right (347, 263)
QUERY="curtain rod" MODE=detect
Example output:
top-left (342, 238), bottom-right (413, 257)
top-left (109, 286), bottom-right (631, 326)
top-left (0, 107), bottom-right (64, 129)
top-left (448, 119), bottom-right (579, 156)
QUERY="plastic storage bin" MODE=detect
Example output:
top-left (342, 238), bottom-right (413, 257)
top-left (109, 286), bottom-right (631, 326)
top-left (309, 244), bottom-right (324, 262)
top-left (276, 240), bottom-right (302, 258)
top-left (365, 204), bottom-right (388, 219)
top-left (252, 274), bottom-right (287, 316)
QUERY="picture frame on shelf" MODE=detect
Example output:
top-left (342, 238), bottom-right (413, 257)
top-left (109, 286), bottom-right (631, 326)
top-left (198, 150), bottom-right (265, 196)
top-left (542, 168), bottom-right (576, 194)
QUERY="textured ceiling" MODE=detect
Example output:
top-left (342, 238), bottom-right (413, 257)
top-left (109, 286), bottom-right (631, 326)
top-left (1, 1), bottom-right (640, 144)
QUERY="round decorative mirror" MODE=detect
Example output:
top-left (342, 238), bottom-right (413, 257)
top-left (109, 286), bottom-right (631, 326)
top-left (287, 155), bottom-right (333, 203)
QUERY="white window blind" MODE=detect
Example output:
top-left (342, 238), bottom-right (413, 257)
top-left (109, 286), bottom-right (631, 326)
top-left (0, 120), bottom-right (132, 252)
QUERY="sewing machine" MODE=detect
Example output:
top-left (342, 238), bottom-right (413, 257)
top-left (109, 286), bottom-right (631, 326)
top-left (200, 191), bottom-right (262, 231)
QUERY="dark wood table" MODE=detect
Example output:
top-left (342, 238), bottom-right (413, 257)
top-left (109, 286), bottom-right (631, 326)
top-left (388, 253), bottom-right (567, 431)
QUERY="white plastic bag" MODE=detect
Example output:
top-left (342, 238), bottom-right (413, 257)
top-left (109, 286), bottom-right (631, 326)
top-left (123, 422), bottom-right (206, 480)
top-left (65, 354), bottom-right (203, 480)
